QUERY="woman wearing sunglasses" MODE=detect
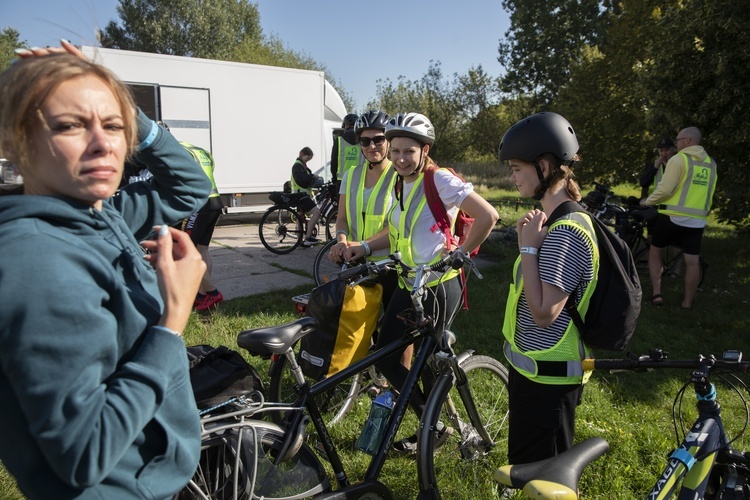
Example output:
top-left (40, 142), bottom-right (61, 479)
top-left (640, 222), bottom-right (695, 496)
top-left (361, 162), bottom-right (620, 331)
top-left (344, 112), bottom-right (498, 453)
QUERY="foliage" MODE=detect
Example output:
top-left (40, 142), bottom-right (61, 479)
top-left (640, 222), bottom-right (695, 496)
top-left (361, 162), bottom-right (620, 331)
top-left (0, 27), bottom-right (27, 73)
top-left (498, 0), bottom-right (750, 227)
top-left (641, 0), bottom-right (750, 228)
top-left (100, 0), bottom-right (354, 114)
top-left (100, 0), bottom-right (262, 60)
top-left (497, 0), bottom-right (613, 107)
top-left (369, 62), bottom-right (505, 164)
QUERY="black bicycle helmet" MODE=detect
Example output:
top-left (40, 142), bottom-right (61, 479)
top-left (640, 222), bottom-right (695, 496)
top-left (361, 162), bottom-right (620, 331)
top-left (499, 112), bottom-right (579, 200)
top-left (498, 111), bottom-right (578, 164)
top-left (385, 112), bottom-right (435, 146)
top-left (354, 110), bottom-right (390, 137)
top-left (342, 113), bottom-right (359, 129)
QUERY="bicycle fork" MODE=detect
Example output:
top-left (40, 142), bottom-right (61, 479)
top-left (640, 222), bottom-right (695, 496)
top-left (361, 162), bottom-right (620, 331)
top-left (433, 351), bottom-right (495, 457)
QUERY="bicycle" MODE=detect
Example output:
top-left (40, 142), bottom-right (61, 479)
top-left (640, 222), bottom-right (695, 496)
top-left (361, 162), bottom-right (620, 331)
top-left (619, 205), bottom-right (708, 288)
top-left (185, 251), bottom-right (509, 498)
top-left (581, 186), bottom-right (709, 288)
top-left (259, 182), bottom-right (338, 254)
top-left (494, 349), bottom-right (750, 499)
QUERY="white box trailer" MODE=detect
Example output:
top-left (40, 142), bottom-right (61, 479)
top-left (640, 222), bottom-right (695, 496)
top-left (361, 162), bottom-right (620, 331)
top-left (81, 46), bottom-right (348, 212)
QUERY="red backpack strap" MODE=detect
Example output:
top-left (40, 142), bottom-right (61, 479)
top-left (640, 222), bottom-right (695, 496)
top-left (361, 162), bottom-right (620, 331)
top-left (423, 167), bottom-right (469, 309)
top-left (423, 167), bottom-right (456, 246)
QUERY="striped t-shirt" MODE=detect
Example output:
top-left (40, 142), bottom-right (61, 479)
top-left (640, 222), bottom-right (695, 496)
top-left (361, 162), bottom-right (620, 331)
top-left (515, 222), bottom-right (595, 352)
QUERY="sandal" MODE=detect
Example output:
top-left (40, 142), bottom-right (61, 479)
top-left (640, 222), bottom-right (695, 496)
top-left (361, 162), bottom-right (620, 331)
top-left (651, 294), bottom-right (664, 306)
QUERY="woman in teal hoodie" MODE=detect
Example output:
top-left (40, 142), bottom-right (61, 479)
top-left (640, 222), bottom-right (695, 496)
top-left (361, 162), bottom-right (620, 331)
top-left (0, 43), bottom-right (210, 498)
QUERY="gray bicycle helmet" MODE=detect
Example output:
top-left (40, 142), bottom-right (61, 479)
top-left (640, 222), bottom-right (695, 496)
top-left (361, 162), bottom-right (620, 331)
top-left (342, 113), bottom-right (359, 129)
top-left (498, 112), bottom-right (578, 164)
top-left (355, 110), bottom-right (390, 137)
top-left (384, 112), bottom-right (436, 146)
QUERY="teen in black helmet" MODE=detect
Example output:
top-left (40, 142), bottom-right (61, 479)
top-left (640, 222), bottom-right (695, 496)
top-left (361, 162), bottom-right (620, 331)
top-left (499, 112), bottom-right (596, 467)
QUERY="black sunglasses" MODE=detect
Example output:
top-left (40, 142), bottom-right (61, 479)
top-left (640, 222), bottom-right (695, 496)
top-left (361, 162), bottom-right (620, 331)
top-left (358, 135), bottom-right (387, 147)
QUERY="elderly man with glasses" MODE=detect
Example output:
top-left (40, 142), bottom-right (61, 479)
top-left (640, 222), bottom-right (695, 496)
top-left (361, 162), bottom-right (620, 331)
top-left (641, 126), bottom-right (718, 308)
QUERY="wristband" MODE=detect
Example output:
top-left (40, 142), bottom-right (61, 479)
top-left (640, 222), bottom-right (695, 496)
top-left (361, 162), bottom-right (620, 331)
top-left (153, 325), bottom-right (182, 337)
top-left (520, 246), bottom-right (539, 255)
top-left (336, 230), bottom-right (349, 239)
top-left (361, 240), bottom-right (372, 256)
top-left (137, 119), bottom-right (159, 151)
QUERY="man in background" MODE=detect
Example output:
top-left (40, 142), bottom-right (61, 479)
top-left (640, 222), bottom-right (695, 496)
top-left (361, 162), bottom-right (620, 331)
top-left (642, 127), bottom-right (717, 309)
top-left (640, 137), bottom-right (676, 201)
top-left (331, 113), bottom-right (364, 193)
top-left (180, 142), bottom-right (226, 311)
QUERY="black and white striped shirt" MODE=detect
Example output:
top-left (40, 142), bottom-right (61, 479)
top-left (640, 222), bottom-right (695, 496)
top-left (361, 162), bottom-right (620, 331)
top-left (515, 223), bottom-right (595, 352)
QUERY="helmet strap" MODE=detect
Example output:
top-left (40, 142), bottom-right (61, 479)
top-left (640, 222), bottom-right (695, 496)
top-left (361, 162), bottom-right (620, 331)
top-left (532, 160), bottom-right (551, 201)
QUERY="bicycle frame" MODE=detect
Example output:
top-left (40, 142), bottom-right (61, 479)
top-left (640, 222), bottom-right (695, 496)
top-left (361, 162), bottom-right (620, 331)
top-left (649, 368), bottom-right (728, 499)
top-left (273, 255), bottom-right (491, 495)
top-left (277, 303), bottom-right (437, 489)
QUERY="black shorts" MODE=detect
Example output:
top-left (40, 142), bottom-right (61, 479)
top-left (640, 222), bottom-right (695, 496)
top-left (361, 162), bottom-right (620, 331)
top-left (182, 197), bottom-right (224, 246)
top-left (651, 213), bottom-right (704, 255)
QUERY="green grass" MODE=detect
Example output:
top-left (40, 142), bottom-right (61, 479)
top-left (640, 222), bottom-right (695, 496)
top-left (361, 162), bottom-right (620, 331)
top-left (3, 176), bottom-right (749, 498)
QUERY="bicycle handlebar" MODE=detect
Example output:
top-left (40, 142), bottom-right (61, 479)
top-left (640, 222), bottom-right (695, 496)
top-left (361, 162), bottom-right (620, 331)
top-left (583, 350), bottom-right (750, 373)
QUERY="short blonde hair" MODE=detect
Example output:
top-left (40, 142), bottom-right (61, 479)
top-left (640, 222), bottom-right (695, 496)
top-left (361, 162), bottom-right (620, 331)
top-left (0, 53), bottom-right (137, 171)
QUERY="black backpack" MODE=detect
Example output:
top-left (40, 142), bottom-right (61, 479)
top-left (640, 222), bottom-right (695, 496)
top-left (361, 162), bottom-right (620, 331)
top-left (186, 345), bottom-right (265, 410)
top-left (546, 201), bottom-right (642, 351)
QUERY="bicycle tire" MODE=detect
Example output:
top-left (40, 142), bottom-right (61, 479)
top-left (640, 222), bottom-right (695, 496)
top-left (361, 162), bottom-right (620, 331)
top-left (313, 240), bottom-right (349, 286)
top-left (267, 344), bottom-right (366, 426)
top-left (259, 207), bottom-right (304, 254)
top-left (177, 421), bottom-right (329, 500)
top-left (324, 208), bottom-right (338, 241)
top-left (417, 354), bottom-right (510, 499)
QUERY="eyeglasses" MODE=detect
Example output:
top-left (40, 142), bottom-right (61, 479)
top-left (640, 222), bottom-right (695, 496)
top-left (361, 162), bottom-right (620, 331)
top-left (358, 135), bottom-right (387, 147)
top-left (675, 136), bottom-right (689, 143)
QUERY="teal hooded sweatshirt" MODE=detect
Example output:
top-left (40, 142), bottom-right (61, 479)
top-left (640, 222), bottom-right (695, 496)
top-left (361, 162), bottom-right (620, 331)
top-left (0, 112), bottom-right (210, 499)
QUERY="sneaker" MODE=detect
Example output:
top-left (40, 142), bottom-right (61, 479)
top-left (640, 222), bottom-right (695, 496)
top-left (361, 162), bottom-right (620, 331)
top-left (195, 291), bottom-right (223, 311)
top-left (301, 237), bottom-right (321, 247)
top-left (193, 293), bottom-right (206, 309)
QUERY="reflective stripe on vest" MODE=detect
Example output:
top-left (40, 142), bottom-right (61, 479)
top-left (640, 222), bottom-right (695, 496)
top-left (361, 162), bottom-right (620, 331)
top-left (180, 142), bottom-right (219, 197)
top-left (504, 342), bottom-right (585, 378)
top-left (345, 161), bottom-right (397, 242)
top-left (388, 174), bottom-right (459, 288)
top-left (336, 137), bottom-right (365, 181)
top-left (659, 153), bottom-right (717, 219)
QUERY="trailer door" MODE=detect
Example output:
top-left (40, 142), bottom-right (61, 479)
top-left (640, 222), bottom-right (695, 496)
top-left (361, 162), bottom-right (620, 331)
top-left (159, 86), bottom-right (212, 152)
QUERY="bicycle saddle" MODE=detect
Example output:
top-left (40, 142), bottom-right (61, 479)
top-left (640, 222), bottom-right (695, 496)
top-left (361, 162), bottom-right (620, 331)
top-left (237, 316), bottom-right (318, 357)
top-left (494, 437), bottom-right (609, 499)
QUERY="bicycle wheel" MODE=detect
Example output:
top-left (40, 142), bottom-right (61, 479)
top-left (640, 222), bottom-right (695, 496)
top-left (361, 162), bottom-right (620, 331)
top-left (313, 240), bottom-right (349, 286)
top-left (417, 354), bottom-right (510, 499)
top-left (267, 344), bottom-right (371, 426)
top-left (324, 208), bottom-right (338, 241)
top-left (177, 421), bottom-right (329, 500)
top-left (259, 207), bottom-right (304, 254)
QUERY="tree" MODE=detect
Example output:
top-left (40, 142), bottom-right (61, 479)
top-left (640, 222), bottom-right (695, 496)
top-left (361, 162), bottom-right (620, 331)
top-left (642, 0), bottom-right (750, 227)
top-left (0, 27), bottom-right (27, 72)
top-left (497, 0), bottom-right (612, 106)
top-left (100, 0), bottom-right (262, 60)
top-left (370, 62), bottom-right (504, 164)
